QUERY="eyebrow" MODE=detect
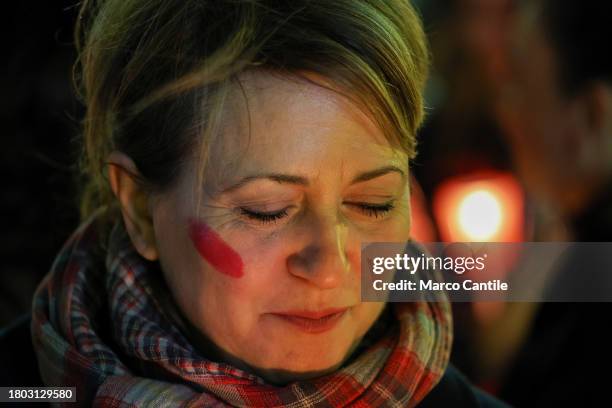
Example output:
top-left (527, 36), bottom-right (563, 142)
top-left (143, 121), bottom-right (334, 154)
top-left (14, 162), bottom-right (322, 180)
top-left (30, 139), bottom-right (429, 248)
top-left (220, 165), bottom-right (405, 193)
top-left (221, 174), bottom-right (308, 193)
top-left (350, 165), bottom-right (405, 184)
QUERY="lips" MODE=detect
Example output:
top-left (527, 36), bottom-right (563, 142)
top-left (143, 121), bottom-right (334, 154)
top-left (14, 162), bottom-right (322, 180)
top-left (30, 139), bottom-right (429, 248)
top-left (269, 308), bottom-right (348, 334)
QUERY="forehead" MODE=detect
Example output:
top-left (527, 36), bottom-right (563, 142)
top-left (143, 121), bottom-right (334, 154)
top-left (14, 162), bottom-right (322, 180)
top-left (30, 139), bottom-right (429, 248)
top-left (199, 71), bottom-right (406, 188)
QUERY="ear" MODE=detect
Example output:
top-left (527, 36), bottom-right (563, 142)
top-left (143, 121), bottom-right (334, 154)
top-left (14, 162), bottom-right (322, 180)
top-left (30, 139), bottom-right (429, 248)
top-left (107, 151), bottom-right (159, 261)
top-left (583, 83), bottom-right (612, 136)
top-left (572, 83), bottom-right (612, 169)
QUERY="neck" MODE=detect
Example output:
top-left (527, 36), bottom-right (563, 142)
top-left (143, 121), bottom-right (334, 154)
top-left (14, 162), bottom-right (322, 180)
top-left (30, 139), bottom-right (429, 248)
top-left (558, 173), bottom-right (610, 219)
top-left (567, 177), bottom-right (612, 240)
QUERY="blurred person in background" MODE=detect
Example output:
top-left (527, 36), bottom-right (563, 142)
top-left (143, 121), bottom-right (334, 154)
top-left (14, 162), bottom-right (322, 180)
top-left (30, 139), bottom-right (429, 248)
top-left (498, 1), bottom-right (612, 235)
top-left (416, 1), bottom-right (612, 405)
top-left (491, 0), bottom-right (612, 406)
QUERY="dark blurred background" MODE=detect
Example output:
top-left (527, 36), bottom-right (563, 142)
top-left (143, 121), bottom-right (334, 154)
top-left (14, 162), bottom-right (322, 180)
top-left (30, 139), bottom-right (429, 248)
top-left (1, 1), bottom-right (81, 325)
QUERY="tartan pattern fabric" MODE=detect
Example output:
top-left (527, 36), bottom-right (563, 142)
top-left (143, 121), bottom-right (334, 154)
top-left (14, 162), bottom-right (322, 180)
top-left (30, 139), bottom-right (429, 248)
top-left (32, 215), bottom-right (452, 407)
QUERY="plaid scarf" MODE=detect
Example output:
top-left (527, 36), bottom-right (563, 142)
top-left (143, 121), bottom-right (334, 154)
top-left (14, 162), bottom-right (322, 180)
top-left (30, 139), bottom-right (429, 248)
top-left (32, 215), bottom-right (452, 407)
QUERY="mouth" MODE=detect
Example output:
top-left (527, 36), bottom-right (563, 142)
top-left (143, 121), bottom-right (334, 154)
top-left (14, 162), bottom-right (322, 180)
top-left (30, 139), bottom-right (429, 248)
top-left (269, 308), bottom-right (349, 334)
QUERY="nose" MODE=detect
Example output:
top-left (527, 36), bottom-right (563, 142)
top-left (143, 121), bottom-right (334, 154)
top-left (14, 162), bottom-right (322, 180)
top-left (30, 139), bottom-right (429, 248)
top-left (287, 212), bottom-right (351, 290)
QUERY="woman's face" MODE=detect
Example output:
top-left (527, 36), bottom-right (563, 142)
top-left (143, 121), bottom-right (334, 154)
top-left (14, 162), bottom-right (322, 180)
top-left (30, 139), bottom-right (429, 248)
top-left (151, 72), bottom-right (411, 382)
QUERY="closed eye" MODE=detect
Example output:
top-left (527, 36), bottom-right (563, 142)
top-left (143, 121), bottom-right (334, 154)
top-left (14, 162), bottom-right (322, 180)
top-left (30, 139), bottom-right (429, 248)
top-left (239, 200), bottom-right (395, 224)
top-left (240, 207), bottom-right (289, 224)
top-left (345, 201), bottom-right (395, 218)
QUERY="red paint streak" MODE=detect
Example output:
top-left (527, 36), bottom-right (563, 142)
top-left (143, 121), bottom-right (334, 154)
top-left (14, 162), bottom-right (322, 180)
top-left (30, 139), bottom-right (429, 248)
top-left (188, 219), bottom-right (244, 278)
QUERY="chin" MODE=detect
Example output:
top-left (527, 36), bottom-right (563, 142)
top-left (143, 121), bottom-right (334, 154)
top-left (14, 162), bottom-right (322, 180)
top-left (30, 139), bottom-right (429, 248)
top-left (250, 336), bottom-right (355, 383)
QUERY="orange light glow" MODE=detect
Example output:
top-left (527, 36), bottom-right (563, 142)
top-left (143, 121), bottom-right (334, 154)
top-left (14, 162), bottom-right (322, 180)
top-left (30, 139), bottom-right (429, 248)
top-left (433, 171), bottom-right (524, 242)
top-left (458, 189), bottom-right (502, 240)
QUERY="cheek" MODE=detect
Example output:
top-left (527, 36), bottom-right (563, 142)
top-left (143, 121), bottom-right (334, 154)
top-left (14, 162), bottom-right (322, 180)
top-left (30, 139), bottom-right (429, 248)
top-left (188, 219), bottom-right (244, 278)
top-left (372, 211), bottom-right (411, 242)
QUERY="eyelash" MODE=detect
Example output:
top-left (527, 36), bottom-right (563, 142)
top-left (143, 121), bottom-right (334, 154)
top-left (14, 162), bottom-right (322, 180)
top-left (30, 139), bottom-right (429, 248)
top-left (240, 208), bottom-right (289, 224)
top-left (239, 201), bottom-right (395, 224)
top-left (350, 202), bottom-right (395, 218)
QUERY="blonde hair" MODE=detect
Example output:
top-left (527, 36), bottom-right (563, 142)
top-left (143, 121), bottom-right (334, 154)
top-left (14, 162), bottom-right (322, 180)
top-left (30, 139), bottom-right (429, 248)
top-left (75, 0), bottom-right (430, 227)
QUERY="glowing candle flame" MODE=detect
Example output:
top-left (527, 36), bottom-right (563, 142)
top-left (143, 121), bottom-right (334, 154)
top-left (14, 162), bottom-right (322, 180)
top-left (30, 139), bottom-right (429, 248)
top-left (432, 171), bottom-right (524, 242)
top-left (457, 190), bottom-right (502, 240)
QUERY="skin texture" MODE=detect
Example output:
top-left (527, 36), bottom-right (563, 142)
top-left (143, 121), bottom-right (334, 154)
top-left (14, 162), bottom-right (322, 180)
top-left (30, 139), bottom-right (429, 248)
top-left (109, 71), bottom-right (412, 384)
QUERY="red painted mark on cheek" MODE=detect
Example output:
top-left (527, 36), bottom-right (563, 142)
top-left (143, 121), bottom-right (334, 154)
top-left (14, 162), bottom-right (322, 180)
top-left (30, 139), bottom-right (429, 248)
top-left (188, 219), bottom-right (244, 278)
